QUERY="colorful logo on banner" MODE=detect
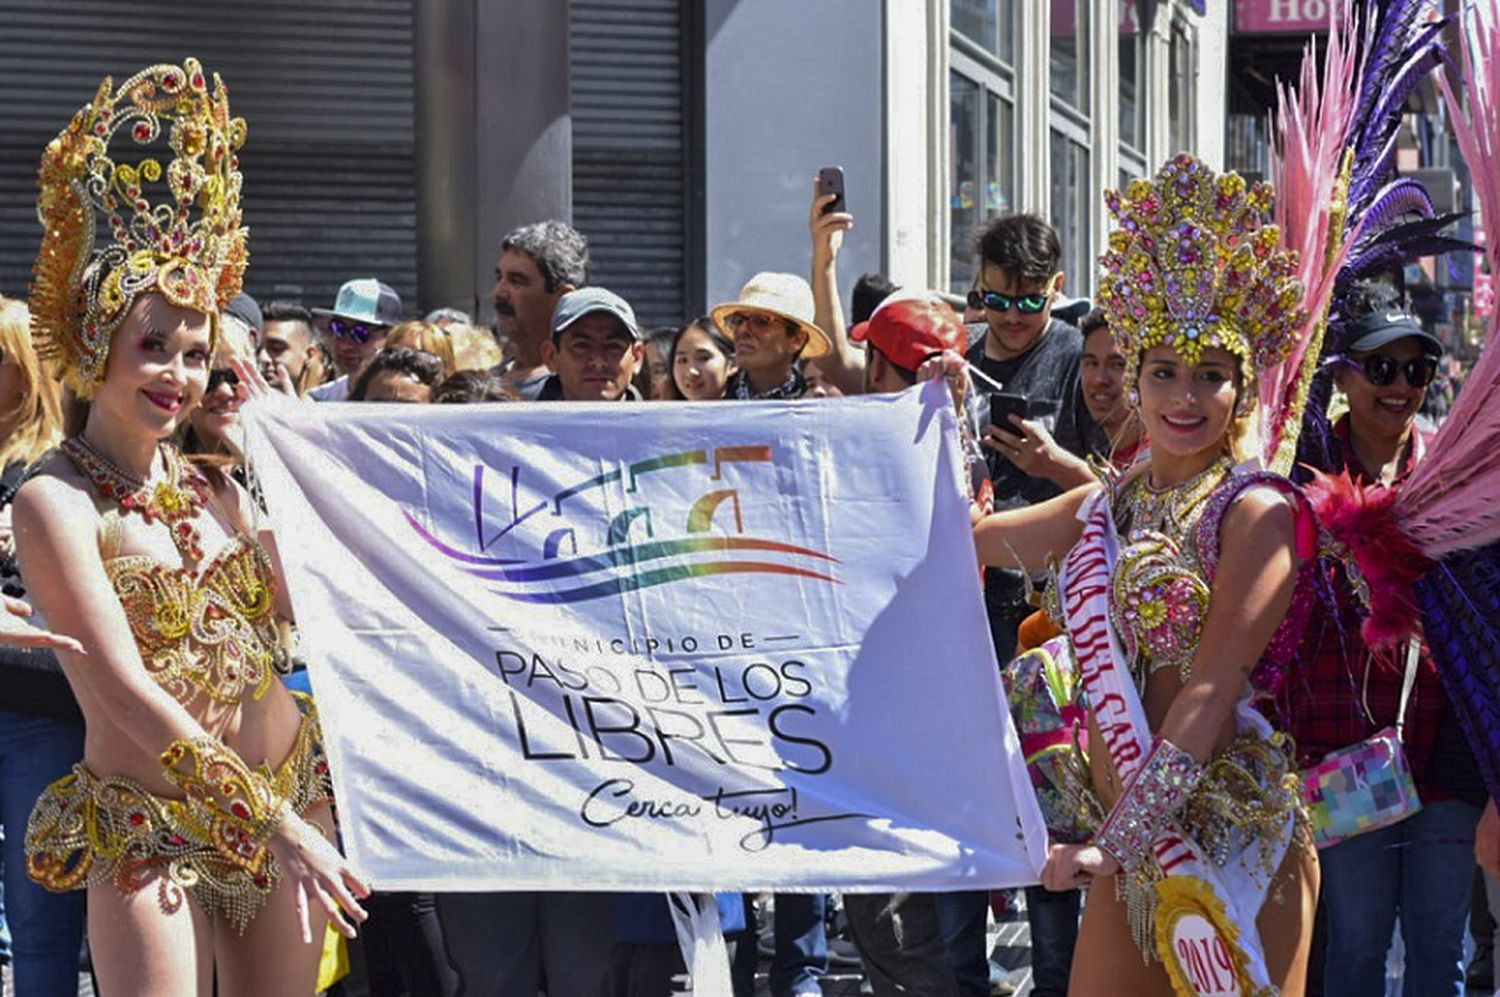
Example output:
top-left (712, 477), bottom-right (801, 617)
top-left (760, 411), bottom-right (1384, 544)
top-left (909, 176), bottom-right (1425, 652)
top-left (405, 445), bottom-right (840, 603)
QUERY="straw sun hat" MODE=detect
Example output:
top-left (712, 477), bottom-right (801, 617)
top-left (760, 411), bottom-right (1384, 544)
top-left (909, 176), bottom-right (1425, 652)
top-left (709, 272), bottom-right (832, 359)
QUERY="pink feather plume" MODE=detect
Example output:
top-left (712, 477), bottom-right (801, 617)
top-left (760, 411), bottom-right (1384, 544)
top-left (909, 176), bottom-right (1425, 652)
top-left (1261, 4), bottom-right (1364, 473)
top-left (1402, 4), bottom-right (1500, 558)
top-left (1304, 468), bottom-right (1433, 649)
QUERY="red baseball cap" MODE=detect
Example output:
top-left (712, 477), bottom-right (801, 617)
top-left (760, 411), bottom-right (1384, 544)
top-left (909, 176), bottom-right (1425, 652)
top-left (849, 295), bottom-right (966, 373)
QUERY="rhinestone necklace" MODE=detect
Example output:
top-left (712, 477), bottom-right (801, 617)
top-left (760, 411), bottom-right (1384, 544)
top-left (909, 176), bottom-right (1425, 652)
top-left (62, 436), bottom-right (211, 562)
top-left (1117, 456), bottom-right (1233, 537)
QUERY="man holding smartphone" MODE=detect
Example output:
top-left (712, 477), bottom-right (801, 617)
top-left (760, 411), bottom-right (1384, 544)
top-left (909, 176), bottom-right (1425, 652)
top-left (964, 214), bottom-right (1093, 662)
top-left (959, 213), bottom-right (1094, 997)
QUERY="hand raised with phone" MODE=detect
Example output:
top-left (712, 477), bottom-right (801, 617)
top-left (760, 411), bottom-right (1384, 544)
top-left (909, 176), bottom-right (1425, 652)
top-left (810, 169), bottom-right (853, 267)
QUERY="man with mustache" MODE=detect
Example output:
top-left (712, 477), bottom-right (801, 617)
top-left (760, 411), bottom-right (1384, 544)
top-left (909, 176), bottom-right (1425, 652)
top-left (491, 220), bottom-right (590, 400)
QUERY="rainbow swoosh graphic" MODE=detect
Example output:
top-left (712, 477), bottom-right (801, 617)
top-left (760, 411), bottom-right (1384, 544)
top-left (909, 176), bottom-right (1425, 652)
top-left (405, 446), bottom-right (840, 604)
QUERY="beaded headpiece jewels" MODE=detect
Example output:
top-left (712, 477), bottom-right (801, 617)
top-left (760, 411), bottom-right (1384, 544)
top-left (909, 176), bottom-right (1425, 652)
top-left (30, 59), bottom-right (247, 398)
top-left (1097, 154), bottom-right (1305, 393)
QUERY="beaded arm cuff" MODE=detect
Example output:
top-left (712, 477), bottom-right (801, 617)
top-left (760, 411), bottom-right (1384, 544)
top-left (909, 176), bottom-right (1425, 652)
top-left (1094, 738), bottom-right (1204, 873)
top-left (161, 737), bottom-right (290, 875)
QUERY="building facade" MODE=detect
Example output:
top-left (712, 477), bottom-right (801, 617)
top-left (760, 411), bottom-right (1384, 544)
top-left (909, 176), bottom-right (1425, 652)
top-left (0, 0), bottom-right (1225, 328)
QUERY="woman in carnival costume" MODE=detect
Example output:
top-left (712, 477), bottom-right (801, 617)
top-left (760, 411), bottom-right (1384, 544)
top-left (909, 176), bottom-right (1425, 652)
top-left (973, 154), bottom-right (1320, 996)
top-left (14, 60), bottom-right (369, 993)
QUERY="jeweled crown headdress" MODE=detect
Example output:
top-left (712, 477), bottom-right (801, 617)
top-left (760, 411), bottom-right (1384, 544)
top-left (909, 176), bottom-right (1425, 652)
top-left (30, 58), bottom-right (247, 397)
top-left (1096, 154), bottom-right (1305, 392)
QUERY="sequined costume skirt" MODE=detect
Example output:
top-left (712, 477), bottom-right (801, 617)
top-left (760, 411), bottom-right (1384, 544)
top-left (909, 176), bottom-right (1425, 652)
top-left (24, 692), bottom-right (333, 934)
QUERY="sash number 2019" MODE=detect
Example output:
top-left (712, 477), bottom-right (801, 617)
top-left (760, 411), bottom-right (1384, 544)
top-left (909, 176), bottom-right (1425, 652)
top-left (1171, 914), bottom-right (1240, 996)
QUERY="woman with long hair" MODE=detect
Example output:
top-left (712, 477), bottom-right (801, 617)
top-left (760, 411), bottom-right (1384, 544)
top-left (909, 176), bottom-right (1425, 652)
top-left (972, 156), bottom-right (1319, 995)
top-left (667, 317), bottom-right (736, 401)
top-left (15, 60), bottom-right (367, 994)
top-left (0, 293), bottom-right (89, 995)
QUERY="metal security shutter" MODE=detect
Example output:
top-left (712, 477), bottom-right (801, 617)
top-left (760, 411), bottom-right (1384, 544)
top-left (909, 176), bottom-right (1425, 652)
top-left (570, 0), bottom-right (692, 329)
top-left (0, 0), bottom-right (416, 313)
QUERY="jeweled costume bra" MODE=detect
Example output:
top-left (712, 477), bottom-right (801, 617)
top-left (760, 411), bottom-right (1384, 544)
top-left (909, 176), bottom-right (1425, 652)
top-left (1105, 458), bottom-right (1314, 696)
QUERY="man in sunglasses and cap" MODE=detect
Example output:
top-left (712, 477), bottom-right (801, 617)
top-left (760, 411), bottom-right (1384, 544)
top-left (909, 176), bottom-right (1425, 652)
top-left (308, 277), bottom-right (405, 401)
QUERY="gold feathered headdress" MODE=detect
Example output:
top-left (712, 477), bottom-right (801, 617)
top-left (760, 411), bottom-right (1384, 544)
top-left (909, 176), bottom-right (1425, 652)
top-left (30, 58), bottom-right (247, 397)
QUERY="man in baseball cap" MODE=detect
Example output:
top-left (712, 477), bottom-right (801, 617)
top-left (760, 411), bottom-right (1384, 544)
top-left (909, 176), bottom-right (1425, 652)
top-left (841, 290), bottom-right (975, 995)
top-left (850, 292), bottom-right (966, 394)
top-left (537, 286), bottom-right (644, 401)
top-left (308, 277), bottom-right (405, 400)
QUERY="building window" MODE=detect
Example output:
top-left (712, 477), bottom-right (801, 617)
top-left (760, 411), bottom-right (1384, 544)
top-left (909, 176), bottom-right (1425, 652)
top-left (949, 1), bottom-right (1016, 294)
top-left (1118, 0), bottom-right (1147, 186)
top-left (1050, 0), bottom-right (1092, 293)
top-left (1169, 17), bottom-right (1195, 154)
top-left (1050, 0), bottom-right (1090, 116)
top-left (952, 0), bottom-right (1015, 65)
top-left (1050, 130), bottom-right (1090, 290)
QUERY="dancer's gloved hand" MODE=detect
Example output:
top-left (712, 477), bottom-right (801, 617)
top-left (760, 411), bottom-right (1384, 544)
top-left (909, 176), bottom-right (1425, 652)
top-left (1040, 841), bottom-right (1119, 893)
top-left (268, 811), bottom-right (372, 942)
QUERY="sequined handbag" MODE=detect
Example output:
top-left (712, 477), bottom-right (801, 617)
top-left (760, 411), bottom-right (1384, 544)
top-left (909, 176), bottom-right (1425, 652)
top-left (1299, 640), bottom-right (1423, 849)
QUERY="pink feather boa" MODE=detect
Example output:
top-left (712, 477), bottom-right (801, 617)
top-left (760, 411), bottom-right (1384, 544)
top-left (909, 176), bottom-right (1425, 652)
top-left (1303, 467), bottom-right (1433, 650)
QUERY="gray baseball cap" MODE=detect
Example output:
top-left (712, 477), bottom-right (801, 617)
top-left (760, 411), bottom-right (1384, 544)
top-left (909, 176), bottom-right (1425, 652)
top-left (551, 287), bottom-right (640, 340)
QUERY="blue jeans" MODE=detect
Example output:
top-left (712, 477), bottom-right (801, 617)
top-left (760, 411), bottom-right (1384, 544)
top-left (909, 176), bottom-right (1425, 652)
top-left (1321, 800), bottom-right (1480, 997)
top-left (1023, 886), bottom-right (1080, 997)
top-left (771, 893), bottom-right (827, 997)
top-left (0, 709), bottom-right (86, 997)
top-left (933, 891), bottom-right (990, 997)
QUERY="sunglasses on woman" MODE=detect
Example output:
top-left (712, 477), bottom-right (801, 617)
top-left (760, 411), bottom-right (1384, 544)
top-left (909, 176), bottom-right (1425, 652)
top-left (330, 318), bottom-right (384, 343)
top-left (966, 274), bottom-right (1061, 315)
top-left (1341, 353), bottom-right (1437, 389)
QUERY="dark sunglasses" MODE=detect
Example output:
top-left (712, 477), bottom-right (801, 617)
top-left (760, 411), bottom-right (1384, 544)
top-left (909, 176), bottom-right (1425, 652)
top-left (330, 318), bottom-right (384, 343)
top-left (1341, 353), bottom-right (1437, 389)
top-left (966, 275), bottom-right (1060, 315)
top-left (206, 367), bottom-right (240, 392)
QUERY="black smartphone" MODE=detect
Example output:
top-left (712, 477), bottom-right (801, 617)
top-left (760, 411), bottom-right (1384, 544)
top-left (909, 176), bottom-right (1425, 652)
top-left (817, 166), bottom-right (845, 215)
top-left (989, 392), bottom-right (1028, 436)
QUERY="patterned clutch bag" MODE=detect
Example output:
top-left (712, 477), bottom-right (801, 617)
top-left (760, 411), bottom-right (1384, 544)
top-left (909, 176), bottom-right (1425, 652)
top-left (1299, 726), bottom-right (1421, 849)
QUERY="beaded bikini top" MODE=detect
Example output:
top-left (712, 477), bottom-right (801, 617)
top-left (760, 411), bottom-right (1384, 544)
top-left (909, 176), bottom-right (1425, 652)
top-left (1107, 459), bottom-right (1232, 684)
top-left (1103, 460), bottom-right (1312, 691)
top-left (65, 441), bottom-right (286, 705)
top-left (101, 528), bottom-right (284, 704)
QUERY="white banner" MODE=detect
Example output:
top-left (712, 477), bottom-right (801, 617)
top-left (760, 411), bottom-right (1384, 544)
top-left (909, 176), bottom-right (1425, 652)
top-left (245, 381), bottom-right (1046, 892)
